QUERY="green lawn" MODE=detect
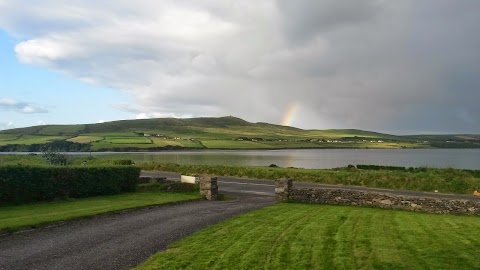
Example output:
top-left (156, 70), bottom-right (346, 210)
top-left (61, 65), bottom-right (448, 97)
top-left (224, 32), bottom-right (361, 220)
top-left (0, 192), bottom-right (201, 232)
top-left (136, 203), bottom-right (480, 270)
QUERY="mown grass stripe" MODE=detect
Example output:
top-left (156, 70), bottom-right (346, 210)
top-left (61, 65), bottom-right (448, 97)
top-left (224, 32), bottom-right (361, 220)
top-left (136, 204), bottom-right (480, 270)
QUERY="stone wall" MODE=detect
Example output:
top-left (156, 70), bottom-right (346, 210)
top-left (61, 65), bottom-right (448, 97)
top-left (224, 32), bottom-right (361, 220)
top-left (275, 179), bottom-right (292, 202)
top-left (277, 182), bottom-right (480, 215)
top-left (199, 175), bottom-right (218, 201)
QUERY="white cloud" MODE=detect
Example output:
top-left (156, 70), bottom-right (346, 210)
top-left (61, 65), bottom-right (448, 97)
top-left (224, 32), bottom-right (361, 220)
top-left (0, 121), bottom-right (15, 131)
top-left (0, 0), bottom-right (479, 133)
top-left (0, 97), bottom-right (49, 114)
top-left (135, 112), bottom-right (193, 120)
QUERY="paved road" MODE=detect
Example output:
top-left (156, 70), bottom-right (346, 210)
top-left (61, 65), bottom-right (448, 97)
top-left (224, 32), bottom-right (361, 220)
top-left (0, 193), bottom-right (274, 270)
top-left (142, 171), bottom-right (480, 201)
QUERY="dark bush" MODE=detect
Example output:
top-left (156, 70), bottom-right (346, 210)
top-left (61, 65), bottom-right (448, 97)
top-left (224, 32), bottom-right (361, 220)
top-left (357, 165), bottom-right (407, 171)
top-left (0, 165), bottom-right (140, 204)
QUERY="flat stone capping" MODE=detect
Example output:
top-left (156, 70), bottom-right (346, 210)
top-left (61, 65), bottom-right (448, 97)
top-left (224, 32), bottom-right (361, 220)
top-left (181, 175), bottom-right (199, 184)
top-left (276, 180), bottom-right (480, 216)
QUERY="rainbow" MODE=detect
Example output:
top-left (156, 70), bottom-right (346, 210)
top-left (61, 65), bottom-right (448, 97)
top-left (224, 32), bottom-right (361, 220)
top-left (282, 102), bottom-right (299, 126)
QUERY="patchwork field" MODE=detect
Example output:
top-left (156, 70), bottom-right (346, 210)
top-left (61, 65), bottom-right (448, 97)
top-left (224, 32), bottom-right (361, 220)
top-left (104, 137), bottom-right (152, 144)
top-left (1, 116), bottom-right (479, 150)
top-left (200, 140), bottom-right (277, 149)
top-left (0, 135), bottom-right (67, 146)
top-left (67, 136), bottom-right (104, 143)
top-left (136, 203), bottom-right (480, 270)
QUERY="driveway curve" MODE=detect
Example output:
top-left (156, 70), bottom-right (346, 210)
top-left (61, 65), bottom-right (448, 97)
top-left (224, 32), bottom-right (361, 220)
top-left (0, 193), bottom-right (274, 270)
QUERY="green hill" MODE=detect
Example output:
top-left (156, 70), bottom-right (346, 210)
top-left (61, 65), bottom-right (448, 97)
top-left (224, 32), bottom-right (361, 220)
top-left (0, 116), bottom-right (479, 151)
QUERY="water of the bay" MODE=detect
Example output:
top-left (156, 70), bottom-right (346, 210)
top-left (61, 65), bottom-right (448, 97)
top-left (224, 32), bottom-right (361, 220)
top-left (71, 149), bottom-right (480, 170)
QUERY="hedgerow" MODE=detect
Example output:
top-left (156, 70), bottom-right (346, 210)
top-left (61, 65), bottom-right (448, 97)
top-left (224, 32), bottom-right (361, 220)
top-left (0, 165), bottom-right (140, 204)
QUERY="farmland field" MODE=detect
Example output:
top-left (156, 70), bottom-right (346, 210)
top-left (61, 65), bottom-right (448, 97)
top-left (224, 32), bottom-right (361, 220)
top-left (36, 125), bottom-right (86, 136)
top-left (200, 140), bottom-right (277, 149)
top-left (0, 135), bottom-right (67, 146)
top-left (67, 136), bottom-right (104, 143)
top-left (1, 116), bottom-right (479, 150)
top-left (90, 141), bottom-right (156, 150)
top-left (136, 203), bottom-right (480, 270)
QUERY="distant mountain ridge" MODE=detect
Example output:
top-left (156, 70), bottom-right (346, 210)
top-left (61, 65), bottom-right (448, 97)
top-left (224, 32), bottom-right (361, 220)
top-left (0, 116), bottom-right (479, 151)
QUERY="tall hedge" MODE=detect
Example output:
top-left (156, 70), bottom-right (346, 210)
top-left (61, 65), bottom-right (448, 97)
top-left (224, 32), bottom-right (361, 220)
top-left (0, 165), bottom-right (140, 204)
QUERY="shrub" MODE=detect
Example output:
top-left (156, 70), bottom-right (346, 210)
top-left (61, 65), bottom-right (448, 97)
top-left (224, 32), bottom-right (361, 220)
top-left (0, 165), bottom-right (140, 204)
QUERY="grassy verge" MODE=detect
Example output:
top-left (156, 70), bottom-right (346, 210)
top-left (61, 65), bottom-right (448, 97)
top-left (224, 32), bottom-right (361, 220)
top-left (136, 203), bottom-right (480, 270)
top-left (140, 163), bottom-right (480, 195)
top-left (0, 191), bottom-right (201, 233)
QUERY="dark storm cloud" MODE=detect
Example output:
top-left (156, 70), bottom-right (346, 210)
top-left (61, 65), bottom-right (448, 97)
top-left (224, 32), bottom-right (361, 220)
top-left (0, 0), bottom-right (479, 133)
top-left (276, 0), bottom-right (383, 42)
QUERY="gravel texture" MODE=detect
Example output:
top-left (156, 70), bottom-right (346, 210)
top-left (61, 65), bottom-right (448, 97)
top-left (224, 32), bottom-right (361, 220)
top-left (0, 193), bottom-right (274, 270)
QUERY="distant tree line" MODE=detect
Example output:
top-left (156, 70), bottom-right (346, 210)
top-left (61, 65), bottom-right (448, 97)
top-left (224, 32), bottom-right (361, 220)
top-left (0, 141), bottom-right (90, 152)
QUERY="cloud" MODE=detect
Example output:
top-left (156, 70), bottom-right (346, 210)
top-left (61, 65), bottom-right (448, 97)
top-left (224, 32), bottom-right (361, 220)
top-left (0, 0), bottom-right (479, 133)
top-left (0, 98), bottom-right (49, 114)
top-left (0, 121), bottom-right (15, 131)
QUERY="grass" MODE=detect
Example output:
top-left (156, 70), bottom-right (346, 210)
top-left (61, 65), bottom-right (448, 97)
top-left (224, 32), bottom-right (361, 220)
top-left (35, 125), bottom-right (86, 136)
top-left (0, 154), bottom-right (47, 165)
top-left (0, 135), bottom-right (68, 146)
top-left (91, 141), bottom-right (157, 150)
top-left (0, 192), bottom-right (201, 232)
top-left (141, 163), bottom-right (480, 195)
top-left (0, 134), bottom-right (20, 141)
top-left (200, 140), bottom-right (277, 149)
top-left (262, 141), bottom-right (324, 148)
top-left (67, 135), bottom-right (104, 143)
top-left (136, 203), bottom-right (480, 270)
top-left (104, 137), bottom-right (153, 144)
top-left (151, 138), bottom-right (205, 148)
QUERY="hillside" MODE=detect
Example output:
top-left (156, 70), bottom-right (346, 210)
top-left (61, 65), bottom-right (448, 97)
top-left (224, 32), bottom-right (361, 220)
top-left (0, 116), bottom-right (479, 151)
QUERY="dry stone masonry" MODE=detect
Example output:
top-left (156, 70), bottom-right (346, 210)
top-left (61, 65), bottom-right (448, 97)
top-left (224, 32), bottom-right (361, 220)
top-left (275, 179), bottom-right (292, 202)
top-left (200, 175), bottom-right (218, 201)
top-left (276, 180), bottom-right (480, 216)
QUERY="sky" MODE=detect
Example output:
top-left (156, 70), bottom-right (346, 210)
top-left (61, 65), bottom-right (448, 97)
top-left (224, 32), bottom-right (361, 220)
top-left (0, 0), bottom-right (479, 134)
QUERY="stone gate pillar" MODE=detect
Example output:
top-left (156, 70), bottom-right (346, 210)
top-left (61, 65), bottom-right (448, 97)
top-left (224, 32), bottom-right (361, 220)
top-left (199, 175), bottom-right (218, 201)
top-left (275, 179), bottom-right (292, 202)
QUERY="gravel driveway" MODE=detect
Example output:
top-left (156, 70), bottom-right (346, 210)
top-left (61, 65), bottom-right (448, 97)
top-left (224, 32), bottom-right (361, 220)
top-left (0, 193), bottom-right (274, 270)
